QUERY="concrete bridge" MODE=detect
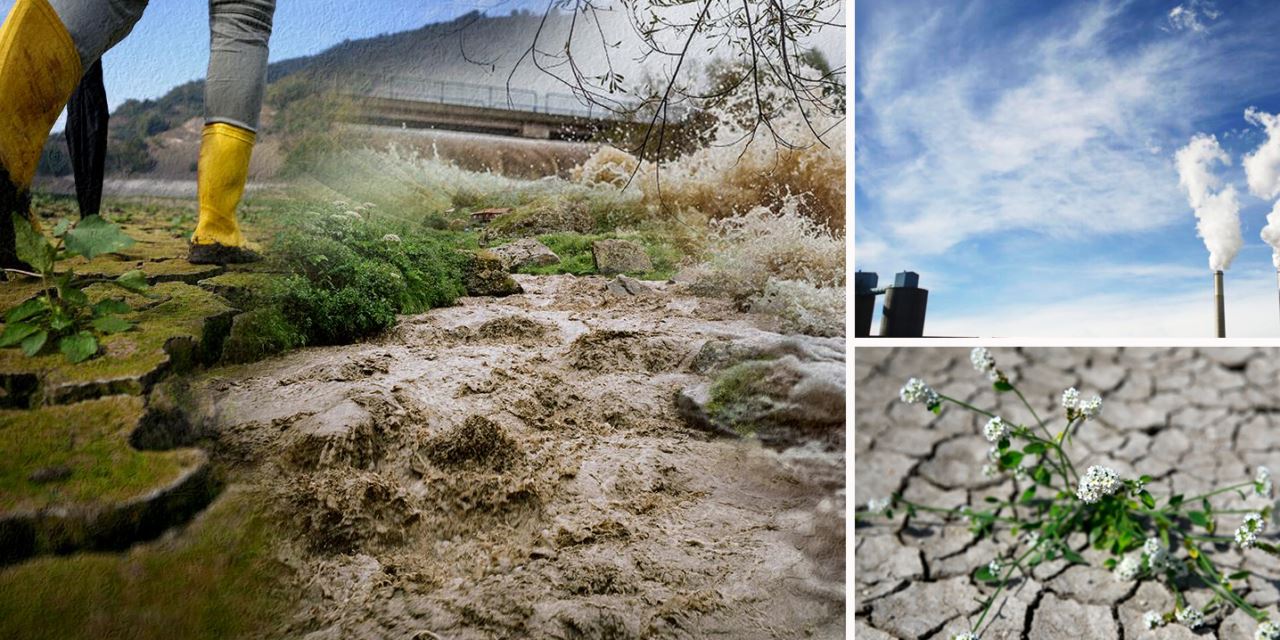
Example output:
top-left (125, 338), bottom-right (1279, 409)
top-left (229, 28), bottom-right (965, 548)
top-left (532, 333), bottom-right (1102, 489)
top-left (338, 74), bottom-right (682, 140)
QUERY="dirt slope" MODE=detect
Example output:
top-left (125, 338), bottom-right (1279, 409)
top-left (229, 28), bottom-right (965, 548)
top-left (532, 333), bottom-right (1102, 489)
top-left (179, 274), bottom-right (844, 639)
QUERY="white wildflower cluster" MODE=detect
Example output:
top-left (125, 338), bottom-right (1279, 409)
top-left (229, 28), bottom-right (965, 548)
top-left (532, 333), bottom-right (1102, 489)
top-left (1062, 387), bottom-right (1102, 420)
top-left (1023, 531), bottom-right (1040, 547)
top-left (1257, 620), bottom-right (1280, 640)
top-left (1237, 512), bottom-right (1267, 549)
top-left (983, 416), bottom-right (1011, 443)
top-left (1144, 537), bottom-right (1181, 575)
top-left (988, 558), bottom-right (1002, 575)
top-left (1258, 466), bottom-right (1273, 498)
top-left (970, 347), bottom-right (997, 380)
top-left (982, 463), bottom-right (1000, 479)
top-left (1113, 554), bottom-right (1142, 581)
top-left (1076, 465), bottom-right (1121, 504)
top-left (867, 497), bottom-right (892, 516)
top-left (1144, 610), bottom-right (1165, 630)
top-left (951, 633), bottom-right (979, 640)
top-left (1176, 606), bottom-right (1205, 630)
top-left (900, 378), bottom-right (939, 407)
top-left (382, 233), bottom-right (402, 244)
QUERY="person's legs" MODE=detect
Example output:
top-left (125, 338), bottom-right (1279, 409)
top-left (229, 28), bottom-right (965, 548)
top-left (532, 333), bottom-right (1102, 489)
top-left (189, 0), bottom-right (274, 265)
top-left (0, 0), bottom-right (146, 269)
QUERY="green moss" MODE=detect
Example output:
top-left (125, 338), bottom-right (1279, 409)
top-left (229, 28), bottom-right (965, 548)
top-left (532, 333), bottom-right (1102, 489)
top-left (0, 489), bottom-right (292, 640)
top-left (0, 396), bottom-right (199, 512)
top-left (0, 283), bottom-right (235, 405)
top-left (705, 362), bottom-right (774, 438)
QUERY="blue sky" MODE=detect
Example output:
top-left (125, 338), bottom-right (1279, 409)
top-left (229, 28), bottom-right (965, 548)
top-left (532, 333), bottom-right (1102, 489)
top-left (856, 0), bottom-right (1280, 337)
top-left (0, 0), bottom-right (545, 113)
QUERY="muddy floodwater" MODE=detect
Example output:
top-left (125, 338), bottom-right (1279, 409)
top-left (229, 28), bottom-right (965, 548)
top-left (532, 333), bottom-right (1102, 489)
top-left (172, 274), bottom-right (844, 639)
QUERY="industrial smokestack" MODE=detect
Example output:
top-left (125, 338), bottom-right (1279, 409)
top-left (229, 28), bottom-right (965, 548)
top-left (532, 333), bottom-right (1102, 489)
top-left (1214, 270), bottom-right (1226, 338)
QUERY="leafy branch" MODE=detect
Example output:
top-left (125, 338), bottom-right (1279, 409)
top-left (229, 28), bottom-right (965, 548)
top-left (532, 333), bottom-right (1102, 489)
top-left (1, 213), bottom-right (151, 363)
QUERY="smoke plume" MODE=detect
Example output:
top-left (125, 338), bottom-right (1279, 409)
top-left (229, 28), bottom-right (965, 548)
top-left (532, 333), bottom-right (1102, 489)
top-left (1244, 108), bottom-right (1280, 200)
top-left (1175, 133), bottom-right (1242, 270)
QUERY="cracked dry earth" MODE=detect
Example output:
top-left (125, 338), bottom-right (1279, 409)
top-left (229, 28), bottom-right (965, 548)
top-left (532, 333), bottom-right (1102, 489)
top-left (855, 347), bottom-right (1280, 640)
top-left (178, 274), bottom-right (844, 639)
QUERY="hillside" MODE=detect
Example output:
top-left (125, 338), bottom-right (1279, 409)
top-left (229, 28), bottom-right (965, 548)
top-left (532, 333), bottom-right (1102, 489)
top-left (36, 9), bottom-right (648, 181)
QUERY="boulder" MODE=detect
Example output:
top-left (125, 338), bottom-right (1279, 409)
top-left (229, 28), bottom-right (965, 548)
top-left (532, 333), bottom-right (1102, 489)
top-left (590, 239), bottom-right (652, 275)
top-left (677, 333), bottom-right (846, 450)
top-left (461, 250), bottom-right (523, 297)
top-left (489, 238), bottom-right (560, 271)
top-left (604, 275), bottom-right (652, 296)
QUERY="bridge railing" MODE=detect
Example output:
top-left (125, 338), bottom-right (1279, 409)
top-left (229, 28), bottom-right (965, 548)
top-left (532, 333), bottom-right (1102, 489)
top-left (343, 73), bottom-right (686, 122)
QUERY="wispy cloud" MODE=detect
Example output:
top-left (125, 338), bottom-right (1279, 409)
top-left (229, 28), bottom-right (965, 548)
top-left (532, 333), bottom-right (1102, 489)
top-left (1165, 0), bottom-right (1221, 34)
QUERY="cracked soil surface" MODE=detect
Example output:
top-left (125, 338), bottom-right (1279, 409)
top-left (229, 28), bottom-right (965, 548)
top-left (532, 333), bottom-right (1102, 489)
top-left (855, 347), bottom-right (1280, 640)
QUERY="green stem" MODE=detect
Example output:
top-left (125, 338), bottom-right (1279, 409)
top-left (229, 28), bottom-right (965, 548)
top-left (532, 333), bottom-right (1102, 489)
top-left (974, 538), bottom-right (1045, 632)
top-left (1183, 482), bottom-right (1255, 505)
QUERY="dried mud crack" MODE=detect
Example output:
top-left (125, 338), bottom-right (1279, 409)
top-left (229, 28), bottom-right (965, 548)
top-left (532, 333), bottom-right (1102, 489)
top-left (856, 347), bottom-right (1280, 640)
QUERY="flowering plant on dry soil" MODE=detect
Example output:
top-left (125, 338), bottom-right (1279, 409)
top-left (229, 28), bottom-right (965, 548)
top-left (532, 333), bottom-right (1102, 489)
top-left (860, 348), bottom-right (1280, 640)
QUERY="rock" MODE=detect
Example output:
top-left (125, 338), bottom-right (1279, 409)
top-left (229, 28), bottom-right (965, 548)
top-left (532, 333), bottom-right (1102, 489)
top-left (867, 576), bottom-right (984, 638)
top-left (1029, 592), bottom-right (1118, 638)
top-left (461, 250), bottom-right (523, 297)
top-left (605, 275), bottom-right (652, 296)
top-left (590, 239), bottom-right (652, 275)
top-left (26, 465), bottom-right (71, 484)
top-left (488, 238), bottom-right (560, 271)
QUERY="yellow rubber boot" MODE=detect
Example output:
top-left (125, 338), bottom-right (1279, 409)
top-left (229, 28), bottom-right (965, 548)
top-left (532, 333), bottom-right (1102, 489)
top-left (0, 0), bottom-right (81, 268)
top-left (190, 122), bottom-right (261, 264)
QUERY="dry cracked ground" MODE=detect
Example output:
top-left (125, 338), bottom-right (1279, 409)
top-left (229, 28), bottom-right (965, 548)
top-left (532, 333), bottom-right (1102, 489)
top-left (855, 347), bottom-right (1280, 640)
top-left (170, 274), bottom-right (845, 639)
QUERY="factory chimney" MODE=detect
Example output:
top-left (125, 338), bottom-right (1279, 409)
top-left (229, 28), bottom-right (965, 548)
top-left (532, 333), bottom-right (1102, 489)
top-left (1214, 270), bottom-right (1226, 338)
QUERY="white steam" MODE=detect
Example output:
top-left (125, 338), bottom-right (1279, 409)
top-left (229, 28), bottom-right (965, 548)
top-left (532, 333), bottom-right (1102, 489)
top-left (1244, 108), bottom-right (1280, 269)
top-left (1262, 201), bottom-right (1280, 269)
top-left (1175, 134), bottom-right (1242, 271)
top-left (1244, 108), bottom-right (1280, 200)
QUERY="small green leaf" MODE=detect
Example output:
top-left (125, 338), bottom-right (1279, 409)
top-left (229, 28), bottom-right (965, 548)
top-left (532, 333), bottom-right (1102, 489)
top-left (1000, 451), bottom-right (1024, 468)
top-left (1024, 442), bottom-right (1047, 455)
top-left (63, 215), bottom-right (134, 259)
top-left (1168, 494), bottom-right (1184, 508)
top-left (0, 322), bottom-right (40, 347)
top-left (58, 331), bottom-right (98, 363)
top-left (12, 212), bottom-right (53, 272)
top-left (51, 218), bottom-right (71, 237)
top-left (1228, 571), bottom-right (1250, 580)
top-left (1139, 475), bottom-right (1153, 484)
top-left (20, 329), bottom-right (47, 356)
top-left (1188, 511), bottom-right (1210, 527)
top-left (993, 380), bottom-right (1013, 392)
top-left (974, 566), bottom-right (996, 582)
top-left (1061, 547), bottom-right (1085, 564)
top-left (1140, 490), bottom-right (1156, 509)
top-left (112, 269), bottom-right (149, 293)
top-left (1019, 487), bottom-right (1037, 504)
top-left (1033, 466), bottom-right (1052, 486)
top-left (928, 402), bottom-right (941, 415)
top-left (58, 284), bottom-right (88, 306)
top-left (93, 299), bottom-right (131, 316)
top-left (984, 496), bottom-right (1000, 503)
top-left (91, 315), bottom-right (131, 334)
top-left (5, 298), bottom-right (46, 323)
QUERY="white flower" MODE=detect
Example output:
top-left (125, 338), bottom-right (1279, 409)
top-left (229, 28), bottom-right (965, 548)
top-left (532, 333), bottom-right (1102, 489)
top-left (983, 416), bottom-right (1011, 442)
top-left (988, 558), bottom-right (1002, 575)
top-left (344, 210), bottom-right (363, 220)
top-left (1114, 554), bottom-right (1142, 581)
top-left (382, 233), bottom-right (402, 243)
top-left (1062, 387), bottom-right (1081, 410)
top-left (1258, 467), bottom-right (1273, 498)
top-left (951, 633), bottom-right (979, 640)
top-left (970, 347), bottom-right (995, 374)
top-left (981, 463), bottom-right (1000, 479)
top-left (1237, 513), bottom-right (1267, 549)
top-left (1176, 606), bottom-right (1205, 629)
top-left (1076, 465), bottom-right (1120, 504)
top-left (1144, 537), bottom-right (1177, 574)
top-left (867, 497), bottom-right (892, 515)
top-left (900, 378), bottom-right (939, 407)
top-left (1023, 531), bottom-right (1040, 547)
top-left (333, 199), bottom-right (348, 207)
top-left (1257, 620), bottom-right (1280, 640)
top-left (1080, 396), bottom-right (1102, 420)
top-left (1144, 610), bottom-right (1164, 629)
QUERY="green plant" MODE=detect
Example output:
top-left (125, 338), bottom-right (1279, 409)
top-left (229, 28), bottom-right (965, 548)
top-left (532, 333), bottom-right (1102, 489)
top-left (1, 213), bottom-right (150, 363)
top-left (861, 348), bottom-right (1280, 639)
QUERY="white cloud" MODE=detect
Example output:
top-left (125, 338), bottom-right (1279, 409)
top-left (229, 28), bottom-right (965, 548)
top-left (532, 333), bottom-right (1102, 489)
top-left (857, 3), bottom-right (1203, 255)
top-left (1166, 1), bottom-right (1220, 33)
top-left (1244, 108), bottom-right (1280, 200)
top-left (1174, 134), bottom-right (1242, 270)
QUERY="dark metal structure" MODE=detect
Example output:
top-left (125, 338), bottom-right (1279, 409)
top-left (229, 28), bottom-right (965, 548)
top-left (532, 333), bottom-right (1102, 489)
top-left (1214, 270), bottom-right (1226, 338)
top-left (855, 270), bottom-right (930, 338)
